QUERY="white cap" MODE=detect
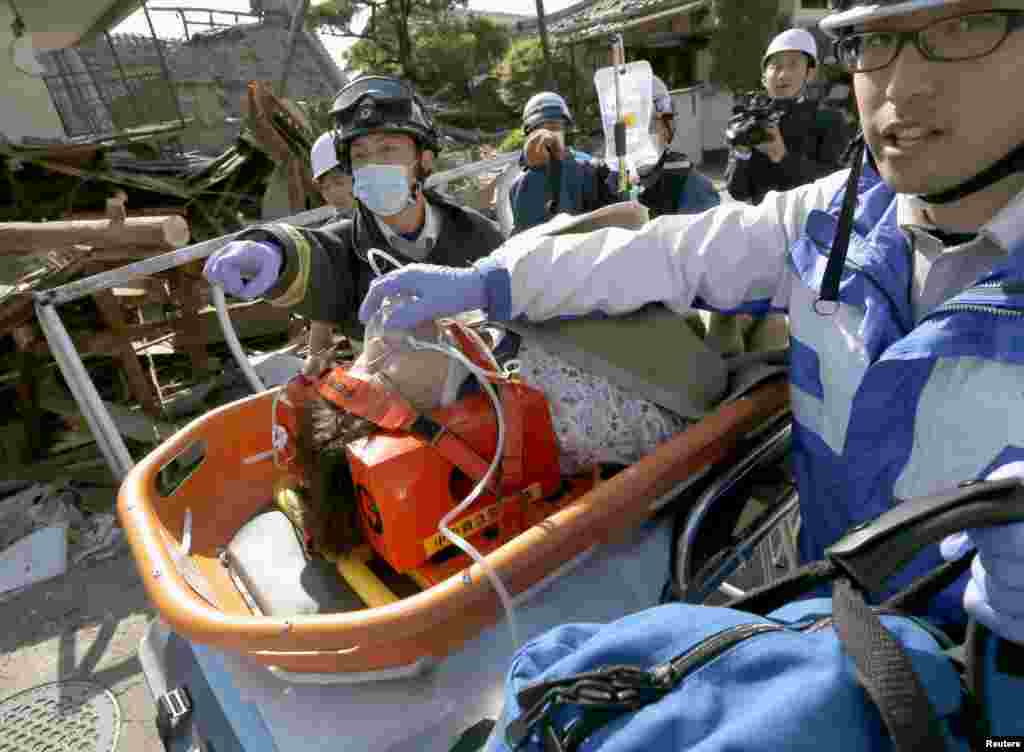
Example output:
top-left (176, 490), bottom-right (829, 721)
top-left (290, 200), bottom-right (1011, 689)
top-left (311, 131), bottom-right (341, 181)
top-left (652, 76), bottom-right (673, 117)
top-left (762, 28), bottom-right (819, 68)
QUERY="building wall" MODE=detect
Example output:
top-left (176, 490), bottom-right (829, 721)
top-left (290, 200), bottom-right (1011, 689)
top-left (48, 22), bottom-right (343, 150)
top-left (0, 4), bottom-right (66, 142)
top-left (171, 24), bottom-right (338, 107)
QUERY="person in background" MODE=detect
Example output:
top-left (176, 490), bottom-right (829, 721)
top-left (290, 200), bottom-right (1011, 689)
top-left (725, 28), bottom-right (852, 207)
top-left (310, 130), bottom-right (353, 215)
top-left (614, 75), bottom-right (721, 217)
top-left (508, 92), bottom-right (617, 233)
top-left (201, 75), bottom-right (505, 343)
top-left (356, 0), bottom-right (1024, 642)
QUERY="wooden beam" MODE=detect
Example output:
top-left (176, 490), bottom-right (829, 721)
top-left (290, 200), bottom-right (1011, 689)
top-left (28, 300), bottom-right (292, 358)
top-left (173, 268), bottom-right (211, 377)
top-left (12, 325), bottom-right (44, 461)
top-left (61, 207), bottom-right (188, 221)
top-left (92, 289), bottom-right (163, 417)
top-left (0, 215), bottom-right (190, 255)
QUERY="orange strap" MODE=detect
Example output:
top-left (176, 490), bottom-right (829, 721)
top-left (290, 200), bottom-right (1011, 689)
top-left (319, 369), bottom-right (419, 431)
top-left (498, 382), bottom-right (525, 490)
top-left (442, 322), bottom-right (528, 489)
top-left (319, 366), bottom-right (504, 491)
top-left (443, 320), bottom-right (499, 374)
top-left (432, 428), bottom-right (496, 489)
top-left (318, 321), bottom-right (529, 492)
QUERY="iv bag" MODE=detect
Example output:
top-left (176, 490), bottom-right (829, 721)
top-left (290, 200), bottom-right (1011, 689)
top-left (594, 60), bottom-right (657, 175)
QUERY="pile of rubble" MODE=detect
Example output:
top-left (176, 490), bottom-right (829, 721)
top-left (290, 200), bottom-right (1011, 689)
top-left (0, 481), bottom-right (125, 602)
top-left (0, 83), bottom-right (332, 592)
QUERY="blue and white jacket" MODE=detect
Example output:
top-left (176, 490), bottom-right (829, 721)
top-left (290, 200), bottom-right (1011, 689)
top-left (476, 159), bottom-right (1024, 623)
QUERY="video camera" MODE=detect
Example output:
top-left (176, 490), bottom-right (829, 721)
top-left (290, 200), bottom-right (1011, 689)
top-left (724, 92), bottom-right (786, 148)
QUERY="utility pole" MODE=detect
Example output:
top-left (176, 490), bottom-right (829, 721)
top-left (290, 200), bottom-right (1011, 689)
top-left (279, 0), bottom-right (311, 98)
top-left (534, 0), bottom-right (557, 91)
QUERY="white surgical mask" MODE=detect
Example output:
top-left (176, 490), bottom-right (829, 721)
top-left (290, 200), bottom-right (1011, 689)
top-left (352, 163), bottom-right (416, 217)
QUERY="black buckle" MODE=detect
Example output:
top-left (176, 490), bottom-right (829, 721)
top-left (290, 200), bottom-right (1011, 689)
top-left (507, 666), bottom-right (667, 749)
top-left (155, 686), bottom-right (193, 744)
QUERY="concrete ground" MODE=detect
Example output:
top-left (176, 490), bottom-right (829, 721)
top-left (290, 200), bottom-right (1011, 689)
top-left (0, 549), bottom-right (164, 751)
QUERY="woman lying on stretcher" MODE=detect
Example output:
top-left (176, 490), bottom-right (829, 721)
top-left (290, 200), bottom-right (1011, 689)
top-left (281, 317), bottom-right (690, 560)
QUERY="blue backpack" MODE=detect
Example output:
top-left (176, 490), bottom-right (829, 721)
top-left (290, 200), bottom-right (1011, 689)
top-left (491, 478), bottom-right (1024, 752)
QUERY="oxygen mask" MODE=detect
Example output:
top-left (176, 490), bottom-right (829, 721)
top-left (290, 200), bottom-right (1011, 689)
top-left (355, 294), bottom-right (466, 411)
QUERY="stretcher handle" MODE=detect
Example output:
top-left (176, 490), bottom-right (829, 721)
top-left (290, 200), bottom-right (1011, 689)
top-left (826, 477), bottom-right (1024, 593)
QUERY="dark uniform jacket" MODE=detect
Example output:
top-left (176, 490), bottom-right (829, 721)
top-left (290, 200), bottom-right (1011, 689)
top-left (234, 189), bottom-right (504, 338)
top-left (629, 150), bottom-right (721, 218)
top-left (509, 148), bottom-right (616, 234)
top-left (725, 99), bottom-right (852, 206)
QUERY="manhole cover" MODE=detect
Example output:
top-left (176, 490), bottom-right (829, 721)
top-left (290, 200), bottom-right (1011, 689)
top-left (0, 681), bottom-right (121, 752)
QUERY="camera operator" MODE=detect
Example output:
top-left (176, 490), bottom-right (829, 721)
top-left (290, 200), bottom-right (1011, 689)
top-left (725, 28), bottom-right (851, 206)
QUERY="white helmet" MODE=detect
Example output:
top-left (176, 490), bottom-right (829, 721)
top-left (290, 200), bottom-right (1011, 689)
top-left (762, 28), bottom-right (819, 69)
top-left (652, 76), bottom-right (673, 118)
top-left (311, 131), bottom-right (341, 181)
top-left (522, 92), bottom-right (574, 133)
top-left (821, 0), bottom-right (953, 37)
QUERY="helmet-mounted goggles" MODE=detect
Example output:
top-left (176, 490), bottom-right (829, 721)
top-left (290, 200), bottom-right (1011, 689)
top-left (332, 77), bottom-right (419, 131)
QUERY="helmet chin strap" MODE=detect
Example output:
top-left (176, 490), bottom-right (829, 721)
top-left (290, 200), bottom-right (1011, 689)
top-left (817, 134), bottom-right (866, 314)
top-left (918, 141), bottom-right (1024, 205)
top-left (818, 135), bottom-right (1024, 313)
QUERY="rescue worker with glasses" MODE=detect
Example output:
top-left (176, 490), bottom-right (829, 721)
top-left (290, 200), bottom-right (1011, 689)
top-left (202, 75), bottom-right (504, 340)
top-left (357, 0), bottom-right (1024, 645)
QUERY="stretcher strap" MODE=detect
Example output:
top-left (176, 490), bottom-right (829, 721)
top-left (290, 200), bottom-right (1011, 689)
top-left (322, 367), bottom-right (522, 491)
top-left (443, 320), bottom-right (501, 373)
top-left (498, 382), bottom-right (525, 490)
top-left (832, 578), bottom-right (950, 752)
top-left (320, 369), bottom-right (419, 431)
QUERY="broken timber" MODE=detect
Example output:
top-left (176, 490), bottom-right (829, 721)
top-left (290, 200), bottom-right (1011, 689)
top-left (0, 216), bottom-right (190, 255)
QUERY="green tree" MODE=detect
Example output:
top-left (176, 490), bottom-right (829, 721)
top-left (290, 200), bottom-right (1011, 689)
top-left (345, 0), bottom-right (469, 81)
top-left (306, 0), bottom-right (361, 32)
top-left (496, 37), bottom-right (576, 116)
top-left (708, 0), bottom-right (786, 93)
top-left (495, 37), bottom-right (599, 137)
top-left (413, 16), bottom-right (510, 97)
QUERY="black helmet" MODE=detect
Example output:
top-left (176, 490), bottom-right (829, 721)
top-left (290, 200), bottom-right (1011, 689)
top-left (331, 75), bottom-right (442, 168)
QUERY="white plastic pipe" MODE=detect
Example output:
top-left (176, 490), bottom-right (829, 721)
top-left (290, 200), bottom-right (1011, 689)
top-left (211, 284), bottom-right (267, 394)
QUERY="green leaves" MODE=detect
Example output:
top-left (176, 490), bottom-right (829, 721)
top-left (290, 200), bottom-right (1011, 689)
top-left (708, 0), bottom-right (787, 93)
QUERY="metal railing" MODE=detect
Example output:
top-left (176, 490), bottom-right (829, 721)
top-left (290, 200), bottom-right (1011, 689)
top-left (33, 205), bottom-right (336, 480)
top-left (146, 6), bottom-right (264, 41)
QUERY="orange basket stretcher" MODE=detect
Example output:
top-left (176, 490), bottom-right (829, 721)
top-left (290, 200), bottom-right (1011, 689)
top-left (117, 377), bottom-right (788, 680)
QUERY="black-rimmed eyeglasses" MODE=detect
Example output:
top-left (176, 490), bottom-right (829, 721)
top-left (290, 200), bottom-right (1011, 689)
top-left (834, 10), bottom-right (1024, 73)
